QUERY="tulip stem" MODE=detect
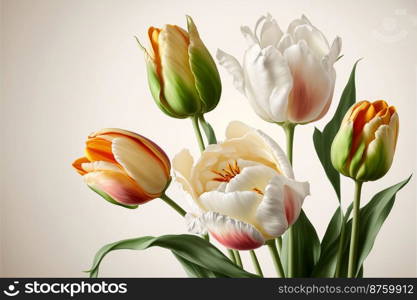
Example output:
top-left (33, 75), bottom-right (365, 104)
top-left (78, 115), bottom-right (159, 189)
top-left (250, 250), bottom-right (264, 277)
top-left (191, 116), bottom-right (205, 152)
top-left (281, 122), bottom-right (296, 277)
top-left (266, 239), bottom-right (285, 278)
top-left (160, 194), bottom-right (186, 217)
top-left (348, 180), bottom-right (363, 278)
top-left (233, 250), bottom-right (243, 268)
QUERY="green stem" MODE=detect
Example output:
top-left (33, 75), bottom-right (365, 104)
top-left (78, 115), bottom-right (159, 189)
top-left (228, 249), bottom-right (236, 264)
top-left (249, 250), bottom-right (264, 277)
top-left (160, 194), bottom-right (186, 217)
top-left (266, 240), bottom-right (285, 278)
top-left (233, 250), bottom-right (243, 268)
top-left (281, 122), bottom-right (296, 277)
top-left (348, 180), bottom-right (363, 278)
top-left (335, 207), bottom-right (347, 277)
top-left (191, 115), bottom-right (205, 152)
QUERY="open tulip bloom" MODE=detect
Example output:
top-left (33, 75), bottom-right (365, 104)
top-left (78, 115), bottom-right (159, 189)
top-left (73, 14), bottom-right (411, 279)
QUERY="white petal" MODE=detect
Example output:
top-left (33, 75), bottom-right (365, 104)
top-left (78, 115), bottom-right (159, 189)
top-left (240, 26), bottom-right (259, 46)
top-left (225, 121), bottom-right (252, 139)
top-left (199, 191), bottom-right (261, 225)
top-left (256, 175), bottom-right (309, 236)
top-left (185, 212), bottom-right (207, 235)
top-left (225, 164), bottom-right (278, 193)
top-left (326, 36), bottom-right (342, 66)
top-left (255, 176), bottom-right (287, 237)
top-left (277, 33), bottom-right (294, 52)
top-left (243, 44), bottom-right (293, 123)
top-left (216, 49), bottom-right (245, 94)
top-left (200, 212), bottom-right (265, 250)
top-left (256, 13), bottom-right (283, 48)
top-left (293, 24), bottom-right (330, 59)
top-left (284, 40), bottom-right (333, 123)
top-left (112, 136), bottom-right (168, 194)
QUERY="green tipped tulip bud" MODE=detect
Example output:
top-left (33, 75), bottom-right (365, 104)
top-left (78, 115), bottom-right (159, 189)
top-left (331, 100), bottom-right (399, 182)
top-left (138, 16), bottom-right (221, 118)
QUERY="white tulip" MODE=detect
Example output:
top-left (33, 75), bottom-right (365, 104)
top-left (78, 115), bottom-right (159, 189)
top-left (173, 121), bottom-right (309, 250)
top-left (217, 14), bottom-right (342, 124)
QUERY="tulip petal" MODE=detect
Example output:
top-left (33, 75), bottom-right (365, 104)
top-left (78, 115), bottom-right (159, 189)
top-left (159, 25), bottom-right (201, 116)
top-left (256, 13), bottom-right (283, 48)
top-left (216, 49), bottom-right (245, 94)
top-left (144, 53), bottom-right (186, 118)
top-left (200, 212), bottom-right (265, 250)
top-left (91, 128), bottom-right (171, 176)
top-left (112, 136), bottom-right (168, 195)
top-left (186, 16), bottom-right (221, 113)
top-left (225, 121), bottom-right (294, 178)
top-left (225, 164), bottom-right (278, 193)
top-left (84, 170), bottom-right (151, 205)
top-left (256, 175), bottom-right (309, 237)
top-left (243, 44), bottom-right (293, 123)
top-left (356, 113), bottom-right (398, 181)
top-left (240, 26), bottom-right (259, 46)
top-left (72, 157), bottom-right (90, 175)
top-left (292, 24), bottom-right (330, 59)
top-left (199, 190), bottom-right (261, 226)
top-left (284, 40), bottom-right (332, 123)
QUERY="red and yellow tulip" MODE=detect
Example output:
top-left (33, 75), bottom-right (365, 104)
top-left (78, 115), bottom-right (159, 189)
top-left (72, 129), bottom-right (171, 208)
top-left (331, 100), bottom-right (399, 181)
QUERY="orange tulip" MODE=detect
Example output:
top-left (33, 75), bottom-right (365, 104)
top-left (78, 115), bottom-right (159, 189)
top-left (72, 129), bottom-right (171, 208)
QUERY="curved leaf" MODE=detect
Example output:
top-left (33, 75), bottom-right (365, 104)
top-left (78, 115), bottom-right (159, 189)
top-left (88, 234), bottom-right (258, 278)
top-left (199, 115), bottom-right (217, 144)
top-left (281, 210), bottom-right (320, 277)
top-left (313, 60), bottom-right (361, 200)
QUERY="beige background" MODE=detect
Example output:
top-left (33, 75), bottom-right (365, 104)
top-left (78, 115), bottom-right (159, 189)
top-left (1, 0), bottom-right (416, 277)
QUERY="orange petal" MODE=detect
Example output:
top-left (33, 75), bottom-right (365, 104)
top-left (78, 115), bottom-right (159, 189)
top-left (90, 128), bottom-right (171, 176)
top-left (72, 157), bottom-right (90, 175)
top-left (85, 137), bottom-right (116, 163)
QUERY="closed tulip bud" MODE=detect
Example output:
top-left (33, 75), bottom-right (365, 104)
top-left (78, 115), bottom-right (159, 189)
top-left (331, 100), bottom-right (399, 182)
top-left (72, 129), bottom-right (171, 208)
top-left (139, 16), bottom-right (221, 118)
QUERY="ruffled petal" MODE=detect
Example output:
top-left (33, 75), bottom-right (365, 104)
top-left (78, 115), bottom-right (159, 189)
top-left (256, 175), bottom-right (309, 236)
top-left (200, 212), bottom-right (265, 250)
top-left (216, 49), bottom-right (245, 94)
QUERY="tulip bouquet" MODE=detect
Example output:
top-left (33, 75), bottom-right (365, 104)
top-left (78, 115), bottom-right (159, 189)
top-left (73, 14), bottom-right (411, 278)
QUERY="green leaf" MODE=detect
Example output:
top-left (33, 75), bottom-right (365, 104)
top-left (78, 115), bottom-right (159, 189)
top-left (199, 115), bottom-right (217, 144)
top-left (313, 176), bottom-right (411, 277)
top-left (172, 253), bottom-right (221, 278)
top-left (88, 234), bottom-right (258, 278)
top-left (312, 204), bottom-right (352, 277)
top-left (313, 60), bottom-right (361, 200)
top-left (353, 175), bottom-right (412, 277)
top-left (88, 186), bottom-right (138, 209)
top-left (281, 210), bottom-right (321, 277)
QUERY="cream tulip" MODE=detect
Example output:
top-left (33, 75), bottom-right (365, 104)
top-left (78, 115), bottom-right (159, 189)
top-left (173, 121), bottom-right (309, 250)
top-left (217, 14), bottom-right (342, 124)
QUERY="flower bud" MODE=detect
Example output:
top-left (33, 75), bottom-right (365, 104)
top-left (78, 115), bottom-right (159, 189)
top-left (141, 16), bottom-right (221, 118)
top-left (331, 100), bottom-right (399, 181)
top-left (72, 128), bottom-right (171, 208)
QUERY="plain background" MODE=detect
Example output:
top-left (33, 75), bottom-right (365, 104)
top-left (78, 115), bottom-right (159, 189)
top-left (1, 0), bottom-right (416, 277)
